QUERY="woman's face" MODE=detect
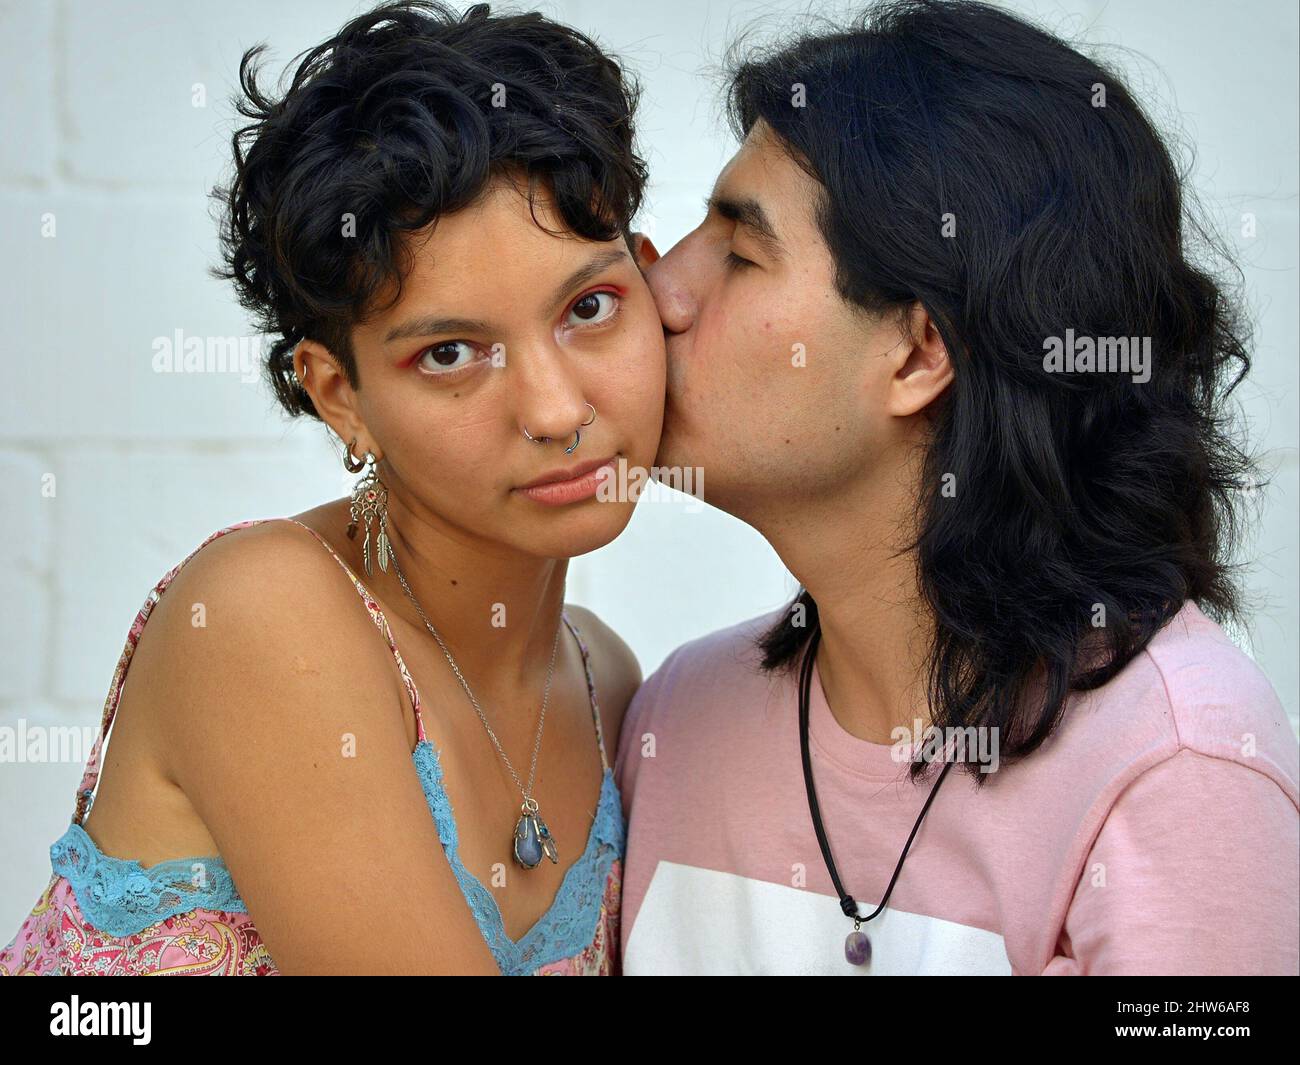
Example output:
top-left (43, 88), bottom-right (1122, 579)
top-left (315, 177), bottom-right (666, 561)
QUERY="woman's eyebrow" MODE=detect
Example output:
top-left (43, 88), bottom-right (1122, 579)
top-left (543, 248), bottom-right (630, 315)
top-left (383, 248), bottom-right (629, 344)
top-left (385, 313), bottom-right (493, 344)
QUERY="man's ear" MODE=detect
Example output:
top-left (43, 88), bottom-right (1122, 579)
top-left (886, 302), bottom-right (954, 418)
top-left (631, 232), bottom-right (661, 271)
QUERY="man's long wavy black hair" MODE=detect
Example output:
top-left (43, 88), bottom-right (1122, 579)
top-left (741, 0), bottom-right (1261, 782)
top-left (211, 0), bottom-right (647, 420)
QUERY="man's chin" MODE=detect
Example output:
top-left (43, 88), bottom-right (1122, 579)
top-left (651, 425), bottom-right (692, 473)
top-left (652, 399), bottom-right (693, 469)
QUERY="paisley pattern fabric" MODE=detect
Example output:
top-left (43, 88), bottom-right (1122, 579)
top-left (1, 518), bottom-right (623, 976)
top-left (3, 875), bottom-right (277, 976)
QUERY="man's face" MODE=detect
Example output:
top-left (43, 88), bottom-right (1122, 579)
top-left (645, 120), bottom-right (902, 519)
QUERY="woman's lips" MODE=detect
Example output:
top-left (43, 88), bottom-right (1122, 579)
top-left (514, 454), bottom-right (619, 506)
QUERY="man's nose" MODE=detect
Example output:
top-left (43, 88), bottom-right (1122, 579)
top-left (645, 248), bottom-right (696, 336)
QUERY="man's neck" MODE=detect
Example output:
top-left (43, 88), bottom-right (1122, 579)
top-left (751, 468), bottom-right (933, 746)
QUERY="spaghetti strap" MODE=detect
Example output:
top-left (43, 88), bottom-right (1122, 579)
top-left (73, 519), bottom-right (275, 826)
top-left (287, 518), bottom-right (607, 771)
top-left (70, 516), bottom-right (605, 830)
top-left (561, 613), bottom-right (610, 773)
top-left (277, 523), bottom-right (603, 768)
top-left (37, 517), bottom-right (623, 978)
top-left (70, 518), bottom-right (429, 829)
top-left (273, 518), bottom-right (428, 745)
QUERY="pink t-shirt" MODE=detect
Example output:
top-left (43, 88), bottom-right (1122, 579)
top-left (614, 600), bottom-right (1300, 975)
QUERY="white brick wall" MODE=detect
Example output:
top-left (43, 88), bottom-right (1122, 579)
top-left (1, 0), bottom-right (1296, 935)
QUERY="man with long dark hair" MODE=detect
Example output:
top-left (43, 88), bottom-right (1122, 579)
top-left (615, 0), bottom-right (1299, 974)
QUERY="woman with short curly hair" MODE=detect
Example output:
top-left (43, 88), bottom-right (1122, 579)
top-left (2, 0), bottom-right (664, 975)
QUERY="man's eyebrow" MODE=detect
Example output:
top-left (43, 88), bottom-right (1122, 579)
top-left (383, 248), bottom-right (629, 344)
top-left (704, 192), bottom-right (785, 259)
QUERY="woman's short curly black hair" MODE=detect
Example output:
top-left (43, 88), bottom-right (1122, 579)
top-left (739, 0), bottom-right (1263, 782)
top-left (210, 0), bottom-right (647, 420)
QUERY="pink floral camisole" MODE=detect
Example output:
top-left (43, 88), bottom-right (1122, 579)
top-left (0, 518), bottom-right (624, 975)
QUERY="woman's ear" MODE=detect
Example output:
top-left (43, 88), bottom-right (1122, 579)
top-left (293, 340), bottom-right (377, 457)
top-left (632, 232), bottom-right (661, 271)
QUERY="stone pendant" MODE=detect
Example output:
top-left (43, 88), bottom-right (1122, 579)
top-left (845, 927), bottom-right (872, 967)
top-left (513, 810), bottom-right (559, 869)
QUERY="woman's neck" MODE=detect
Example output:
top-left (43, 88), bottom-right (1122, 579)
top-left (315, 491), bottom-right (571, 713)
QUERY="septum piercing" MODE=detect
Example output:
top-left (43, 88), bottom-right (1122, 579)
top-left (523, 403), bottom-right (596, 454)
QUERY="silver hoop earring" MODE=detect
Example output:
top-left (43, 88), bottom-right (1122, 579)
top-left (522, 426), bottom-right (551, 444)
top-left (343, 437), bottom-right (366, 473)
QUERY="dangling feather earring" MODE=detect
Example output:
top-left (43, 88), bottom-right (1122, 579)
top-left (346, 451), bottom-right (390, 576)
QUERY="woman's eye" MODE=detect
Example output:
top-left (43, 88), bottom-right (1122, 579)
top-left (417, 341), bottom-right (478, 374)
top-left (725, 250), bottom-right (755, 271)
top-left (567, 291), bottom-right (618, 325)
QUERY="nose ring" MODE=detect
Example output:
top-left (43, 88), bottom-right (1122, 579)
top-left (523, 403), bottom-right (597, 453)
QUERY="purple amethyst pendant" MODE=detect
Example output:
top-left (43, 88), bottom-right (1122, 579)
top-left (845, 926), bottom-right (872, 967)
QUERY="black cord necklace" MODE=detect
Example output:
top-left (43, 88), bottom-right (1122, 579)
top-left (797, 622), bottom-right (955, 968)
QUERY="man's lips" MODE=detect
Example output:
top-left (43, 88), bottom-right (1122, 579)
top-left (516, 453), bottom-right (618, 490)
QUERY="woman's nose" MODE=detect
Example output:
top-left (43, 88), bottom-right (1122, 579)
top-left (511, 348), bottom-right (591, 445)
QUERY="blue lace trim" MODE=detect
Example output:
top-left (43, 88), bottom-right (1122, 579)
top-left (49, 823), bottom-right (245, 938)
top-left (411, 739), bottom-right (625, 975)
top-left (52, 744), bottom-right (626, 971)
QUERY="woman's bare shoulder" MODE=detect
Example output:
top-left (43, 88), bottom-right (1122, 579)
top-left (564, 604), bottom-right (643, 745)
top-left (162, 518), bottom-right (355, 616)
top-left (115, 517), bottom-right (497, 972)
top-left (124, 518), bottom-right (407, 775)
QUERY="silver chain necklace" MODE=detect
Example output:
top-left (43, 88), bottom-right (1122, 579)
top-left (387, 545), bottom-right (563, 870)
